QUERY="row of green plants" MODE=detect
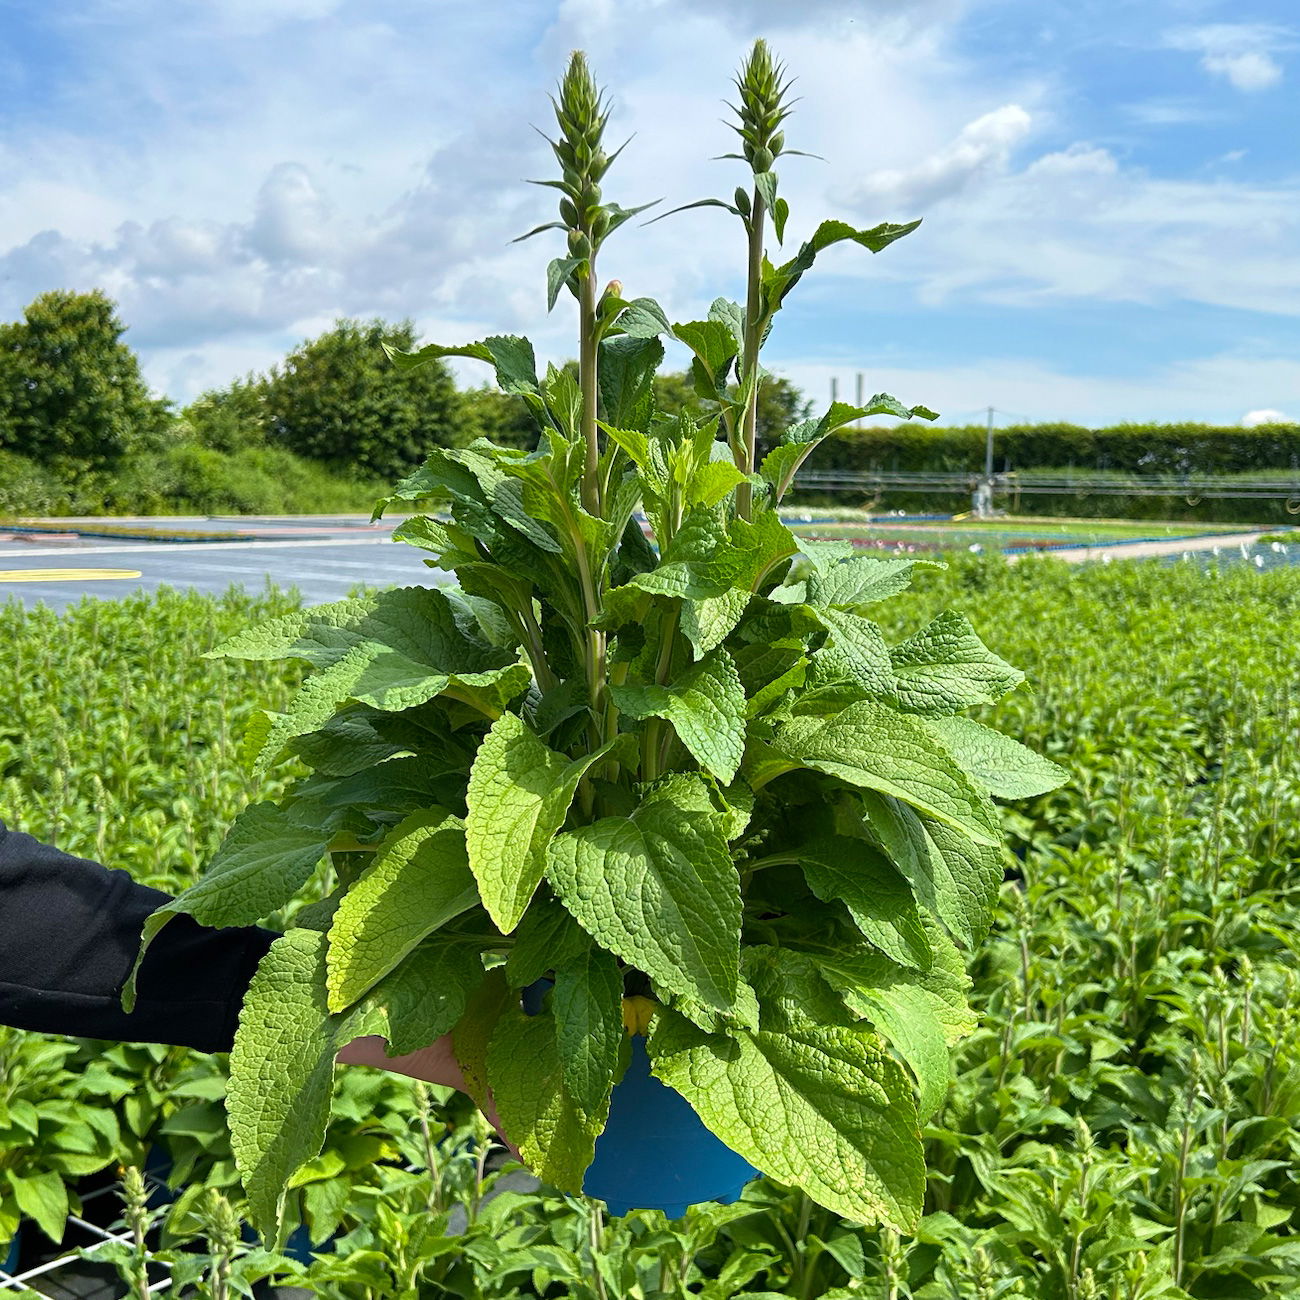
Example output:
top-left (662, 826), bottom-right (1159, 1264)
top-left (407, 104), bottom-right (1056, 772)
top-left (820, 421), bottom-right (1300, 478)
top-left (2, 549), bottom-right (1297, 1296)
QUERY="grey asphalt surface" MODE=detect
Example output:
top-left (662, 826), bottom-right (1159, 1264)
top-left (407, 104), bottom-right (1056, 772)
top-left (0, 535), bottom-right (451, 612)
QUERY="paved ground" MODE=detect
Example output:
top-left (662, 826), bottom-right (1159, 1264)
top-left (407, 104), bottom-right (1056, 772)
top-left (0, 535), bottom-right (448, 612)
top-left (1007, 530), bottom-right (1273, 564)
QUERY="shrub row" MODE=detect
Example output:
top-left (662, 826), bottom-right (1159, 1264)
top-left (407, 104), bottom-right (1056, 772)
top-left (818, 421), bottom-right (1300, 476)
top-left (0, 445), bottom-right (387, 517)
top-left (789, 478), bottom-right (1300, 526)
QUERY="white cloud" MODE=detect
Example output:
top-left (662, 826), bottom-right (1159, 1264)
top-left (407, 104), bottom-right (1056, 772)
top-left (845, 104), bottom-right (1033, 210)
top-left (1166, 24), bottom-right (1289, 92)
top-left (1242, 408), bottom-right (1291, 426)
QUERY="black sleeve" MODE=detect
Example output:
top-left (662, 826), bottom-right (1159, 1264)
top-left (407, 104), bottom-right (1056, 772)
top-left (0, 818), bottom-right (276, 1053)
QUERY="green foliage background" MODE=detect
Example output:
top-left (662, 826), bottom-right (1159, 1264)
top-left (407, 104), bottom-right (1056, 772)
top-left (2, 556), bottom-right (1297, 1296)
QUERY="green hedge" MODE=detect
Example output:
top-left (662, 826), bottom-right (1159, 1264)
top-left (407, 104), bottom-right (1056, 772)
top-left (0, 444), bottom-right (388, 517)
top-left (789, 477), bottom-right (1300, 526)
top-left (819, 421), bottom-right (1300, 476)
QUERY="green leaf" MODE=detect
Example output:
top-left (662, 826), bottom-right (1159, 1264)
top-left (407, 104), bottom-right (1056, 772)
top-left (805, 555), bottom-right (942, 610)
top-left (681, 589), bottom-right (752, 658)
top-left (759, 397), bottom-right (937, 501)
top-left (599, 335), bottom-right (664, 430)
top-left (124, 802), bottom-right (328, 1011)
top-left (890, 611), bottom-right (1024, 716)
top-left (770, 702), bottom-right (1002, 846)
top-left (465, 714), bottom-right (611, 933)
top-left (362, 940), bottom-right (484, 1057)
top-left (764, 219), bottom-right (921, 311)
top-left (487, 1008), bottom-right (605, 1193)
top-left (6, 1170), bottom-right (68, 1244)
top-left (553, 944), bottom-right (624, 1115)
top-left (326, 810), bottom-right (478, 1011)
top-left (229, 930), bottom-right (373, 1242)
top-left (795, 925), bottom-right (975, 1119)
top-left (451, 968), bottom-right (512, 1111)
top-left (859, 791), bottom-right (1002, 947)
top-left (611, 649), bottom-right (746, 782)
top-left (618, 297), bottom-right (675, 339)
top-left (632, 506), bottom-right (797, 603)
top-left (547, 780), bottom-right (741, 1012)
top-left (807, 607), bottom-right (894, 700)
top-left (648, 1005), bottom-right (923, 1229)
top-left (708, 298), bottom-right (746, 353)
top-left (922, 715), bottom-right (1069, 799)
top-left (506, 892), bottom-right (593, 987)
top-left (382, 334), bottom-right (538, 396)
top-left (673, 320), bottom-right (738, 390)
top-left (214, 586), bottom-right (528, 772)
top-left (786, 836), bottom-right (930, 970)
top-left (546, 257), bottom-right (583, 311)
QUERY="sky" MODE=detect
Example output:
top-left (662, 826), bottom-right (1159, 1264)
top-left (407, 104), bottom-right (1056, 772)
top-left (1, 0), bottom-right (1297, 428)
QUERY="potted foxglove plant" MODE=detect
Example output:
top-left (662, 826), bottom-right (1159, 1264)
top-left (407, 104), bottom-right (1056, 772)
top-left (129, 40), bottom-right (1065, 1242)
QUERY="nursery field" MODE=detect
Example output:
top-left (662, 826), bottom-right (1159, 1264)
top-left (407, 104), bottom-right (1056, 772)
top-left (1, 555), bottom-right (1299, 1297)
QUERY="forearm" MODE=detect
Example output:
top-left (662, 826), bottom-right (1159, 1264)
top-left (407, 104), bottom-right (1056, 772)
top-left (0, 818), bottom-right (275, 1052)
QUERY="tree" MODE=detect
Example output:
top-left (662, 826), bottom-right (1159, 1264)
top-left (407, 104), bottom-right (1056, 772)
top-left (651, 369), bottom-right (811, 458)
top-left (262, 319), bottom-right (466, 480)
top-left (180, 376), bottom-right (269, 453)
top-left (459, 384), bottom-right (539, 451)
top-left (0, 290), bottom-right (170, 472)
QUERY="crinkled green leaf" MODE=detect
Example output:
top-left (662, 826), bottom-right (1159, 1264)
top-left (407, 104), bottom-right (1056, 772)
top-left (647, 1004), bottom-right (924, 1229)
top-left (362, 940), bottom-right (484, 1057)
top-left (213, 587), bottom-right (527, 773)
top-left (682, 589), bottom-right (751, 658)
top-left (506, 892), bottom-right (594, 987)
top-left (611, 649), bottom-right (746, 782)
top-left (229, 929), bottom-right (376, 1243)
top-left (807, 607), bottom-right (894, 700)
top-left (632, 507), bottom-right (796, 603)
top-left (784, 836), bottom-right (930, 970)
top-left (764, 219), bottom-right (922, 311)
top-left (124, 802), bottom-right (328, 1011)
top-left (465, 714), bottom-right (611, 933)
top-left (553, 944), bottom-right (624, 1115)
top-left (859, 791), bottom-right (1002, 947)
top-left (326, 810), bottom-right (478, 1011)
top-left (922, 715), bottom-right (1068, 799)
top-left (769, 702), bottom-right (1002, 846)
top-left (547, 779), bottom-right (741, 1012)
top-left (806, 555), bottom-right (942, 610)
top-left (487, 1008), bottom-right (604, 1193)
top-left (618, 297), bottom-right (675, 339)
top-left (792, 924), bottom-right (974, 1118)
top-left (890, 611), bottom-right (1023, 716)
top-left (599, 335), bottom-right (663, 430)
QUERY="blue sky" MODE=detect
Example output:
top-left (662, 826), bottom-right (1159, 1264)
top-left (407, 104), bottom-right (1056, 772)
top-left (0, 0), bottom-right (1296, 427)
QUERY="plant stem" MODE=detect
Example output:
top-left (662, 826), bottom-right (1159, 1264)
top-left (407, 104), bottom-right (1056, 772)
top-left (735, 183), bottom-right (767, 522)
top-left (579, 264), bottom-right (601, 518)
top-left (588, 1202), bottom-right (610, 1300)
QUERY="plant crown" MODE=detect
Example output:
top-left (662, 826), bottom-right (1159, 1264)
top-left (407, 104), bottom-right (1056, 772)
top-left (132, 41), bottom-right (1066, 1242)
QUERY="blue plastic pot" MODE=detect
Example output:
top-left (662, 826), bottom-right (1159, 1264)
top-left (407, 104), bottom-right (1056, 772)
top-left (2, 1226), bottom-right (20, 1275)
top-left (522, 980), bottom-right (758, 1218)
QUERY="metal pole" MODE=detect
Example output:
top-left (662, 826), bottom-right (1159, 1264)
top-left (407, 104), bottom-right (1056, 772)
top-left (985, 406), bottom-right (995, 479)
top-left (855, 372), bottom-right (864, 427)
top-left (831, 376), bottom-right (839, 405)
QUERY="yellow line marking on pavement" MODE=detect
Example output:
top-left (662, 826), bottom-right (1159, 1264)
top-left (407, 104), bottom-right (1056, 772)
top-left (0, 568), bottom-right (144, 582)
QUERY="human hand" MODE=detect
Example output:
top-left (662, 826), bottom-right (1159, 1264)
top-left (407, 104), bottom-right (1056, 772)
top-left (335, 1032), bottom-right (521, 1161)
